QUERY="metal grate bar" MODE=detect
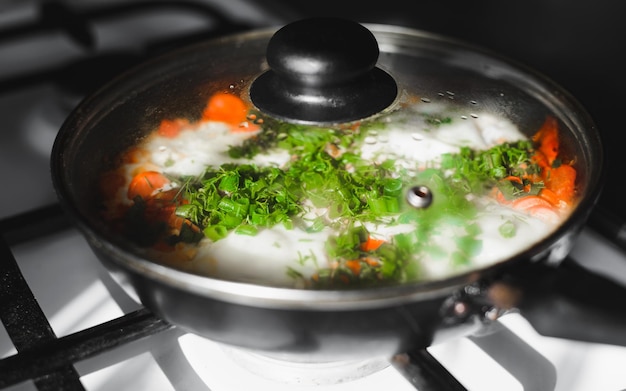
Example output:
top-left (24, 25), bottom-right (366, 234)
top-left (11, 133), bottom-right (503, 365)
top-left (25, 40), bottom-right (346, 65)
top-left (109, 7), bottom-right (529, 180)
top-left (0, 204), bottom-right (175, 390)
top-left (393, 349), bottom-right (468, 391)
top-left (0, 236), bottom-right (56, 348)
top-left (0, 306), bottom-right (171, 389)
top-left (33, 368), bottom-right (86, 391)
top-left (0, 234), bottom-right (84, 389)
top-left (0, 204), bottom-right (71, 246)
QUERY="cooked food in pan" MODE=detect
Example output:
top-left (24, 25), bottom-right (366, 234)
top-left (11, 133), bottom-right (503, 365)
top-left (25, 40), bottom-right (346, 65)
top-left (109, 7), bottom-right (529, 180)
top-left (99, 92), bottom-right (577, 289)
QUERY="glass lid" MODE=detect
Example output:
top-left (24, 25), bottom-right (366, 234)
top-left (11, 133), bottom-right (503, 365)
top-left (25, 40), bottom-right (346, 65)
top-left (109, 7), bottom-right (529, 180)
top-left (59, 18), bottom-right (601, 290)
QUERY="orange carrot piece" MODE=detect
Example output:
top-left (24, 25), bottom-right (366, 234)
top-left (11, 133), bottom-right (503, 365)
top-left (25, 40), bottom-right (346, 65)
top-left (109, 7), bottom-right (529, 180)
top-left (360, 236), bottom-right (385, 252)
top-left (127, 171), bottom-right (169, 200)
top-left (202, 93), bottom-right (249, 125)
top-left (508, 195), bottom-right (560, 222)
top-left (538, 188), bottom-right (560, 206)
top-left (532, 116), bottom-right (559, 166)
top-left (345, 260), bottom-right (362, 276)
top-left (493, 117), bottom-right (577, 211)
top-left (525, 205), bottom-right (560, 223)
top-left (157, 118), bottom-right (190, 138)
top-left (531, 150), bottom-right (550, 170)
top-left (544, 164), bottom-right (577, 204)
top-left (364, 256), bottom-right (380, 267)
top-left (491, 187), bottom-right (509, 204)
top-left (503, 175), bottom-right (522, 184)
top-left (510, 195), bottom-right (554, 211)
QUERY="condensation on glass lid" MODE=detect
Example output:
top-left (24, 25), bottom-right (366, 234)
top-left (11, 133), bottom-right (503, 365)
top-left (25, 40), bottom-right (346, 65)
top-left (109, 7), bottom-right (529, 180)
top-left (97, 93), bottom-right (579, 289)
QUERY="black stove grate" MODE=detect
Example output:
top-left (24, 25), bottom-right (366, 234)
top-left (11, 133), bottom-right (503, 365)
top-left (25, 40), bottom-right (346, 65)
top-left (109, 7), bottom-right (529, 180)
top-left (0, 204), bottom-right (467, 390)
top-left (0, 205), bottom-right (171, 390)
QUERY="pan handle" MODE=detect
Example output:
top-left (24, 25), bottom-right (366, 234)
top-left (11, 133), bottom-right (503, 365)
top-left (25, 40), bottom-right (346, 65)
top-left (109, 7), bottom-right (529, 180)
top-left (500, 256), bottom-right (626, 346)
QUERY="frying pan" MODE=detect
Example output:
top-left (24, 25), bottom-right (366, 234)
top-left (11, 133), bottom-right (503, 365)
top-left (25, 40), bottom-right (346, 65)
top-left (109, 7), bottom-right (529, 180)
top-left (51, 18), bottom-right (624, 363)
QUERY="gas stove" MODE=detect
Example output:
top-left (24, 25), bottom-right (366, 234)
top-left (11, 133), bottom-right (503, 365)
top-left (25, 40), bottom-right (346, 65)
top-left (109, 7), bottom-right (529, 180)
top-left (2, 1), bottom-right (626, 390)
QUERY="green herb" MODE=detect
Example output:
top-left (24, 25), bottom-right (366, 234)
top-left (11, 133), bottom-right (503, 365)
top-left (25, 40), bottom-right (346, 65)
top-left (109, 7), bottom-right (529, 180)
top-left (440, 140), bottom-right (541, 199)
top-left (176, 163), bottom-right (303, 238)
top-left (168, 110), bottom-right (543, 288)
top-left (286, 267), bottom-right (304, 280)
top-left (498, 220), bottom-right (516, 238)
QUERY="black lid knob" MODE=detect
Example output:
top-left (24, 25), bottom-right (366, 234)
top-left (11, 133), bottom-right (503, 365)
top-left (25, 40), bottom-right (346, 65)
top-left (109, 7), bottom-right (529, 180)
top-left (250, 18), bottom-right (398, 124)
